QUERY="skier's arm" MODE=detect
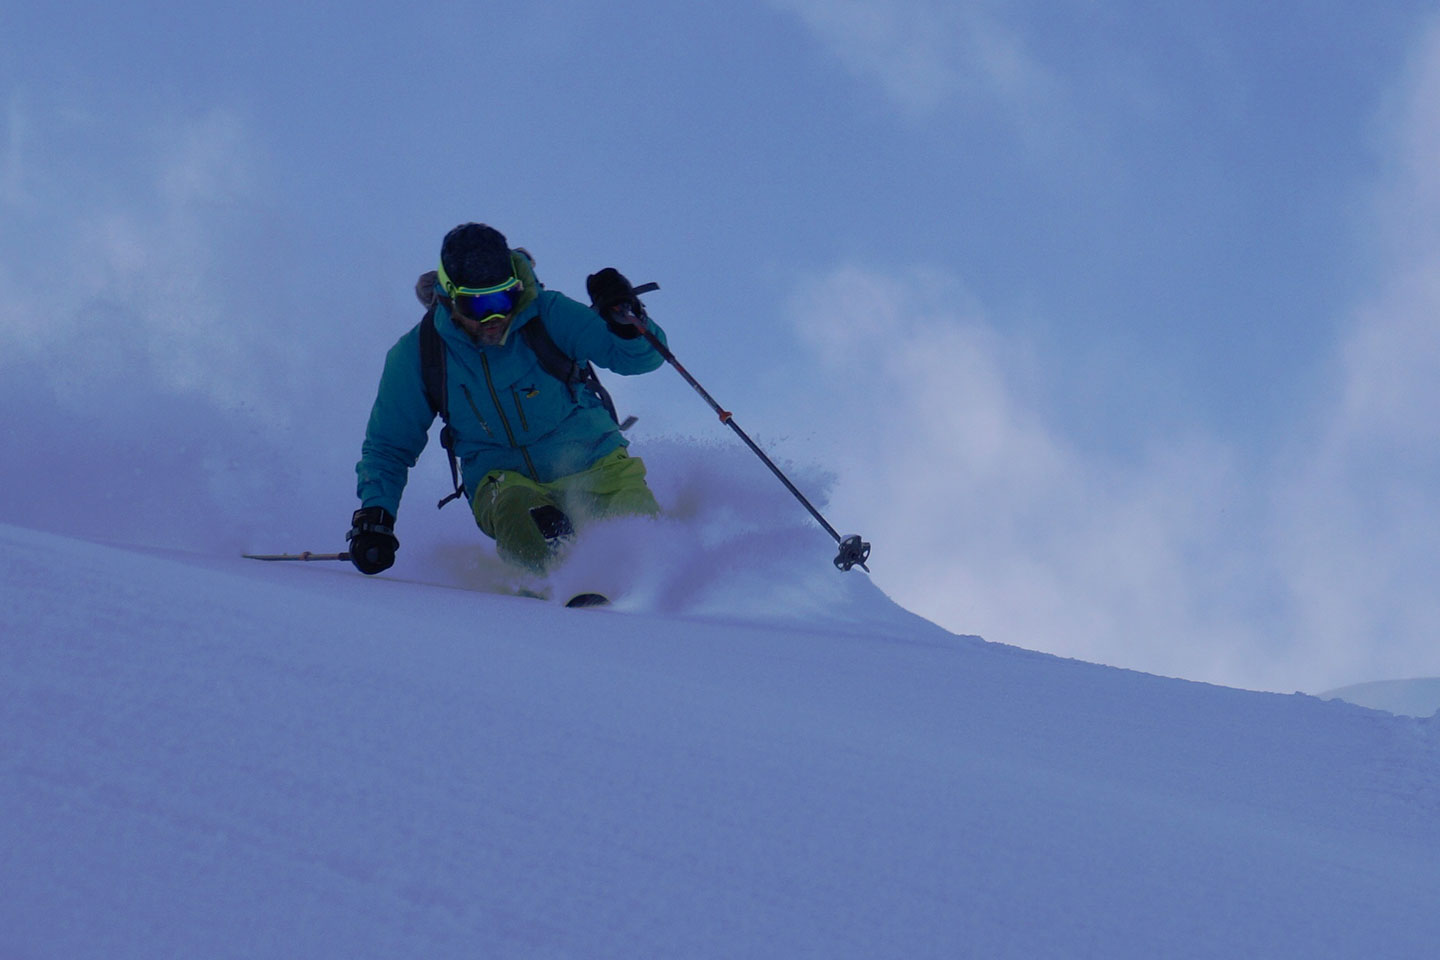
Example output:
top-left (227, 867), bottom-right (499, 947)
top-left (355, 330), bottom-right (437, 517)
top-left (542, 291), bottom-right (668, 376)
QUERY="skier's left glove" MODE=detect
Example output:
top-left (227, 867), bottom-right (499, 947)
top-left (347, 506), bottom-right (398, 575)
top-left (587, 267), bottom-right (647, 339)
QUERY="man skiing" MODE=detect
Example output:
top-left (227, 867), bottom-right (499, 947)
top-left (347, 222), bottom-right (667, 579)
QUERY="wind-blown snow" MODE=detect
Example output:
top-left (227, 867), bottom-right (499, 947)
top-left (3, 511), bottom-right (1438, 958)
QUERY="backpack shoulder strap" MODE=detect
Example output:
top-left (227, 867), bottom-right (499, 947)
top-left (520, 305), bottom-right (623, 426)
top-left (518, 301), bottom-right (584, 387)
top-left (416, 306), bottom-right (466, 509)
top-left (418, 304), bottom-right (447, 420)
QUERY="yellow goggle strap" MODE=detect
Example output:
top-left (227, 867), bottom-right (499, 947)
top-left (436, 260), bottom-right (521, 299)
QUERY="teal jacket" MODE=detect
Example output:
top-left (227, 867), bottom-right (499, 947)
top-left (356, 259), bottom-right (667, 518)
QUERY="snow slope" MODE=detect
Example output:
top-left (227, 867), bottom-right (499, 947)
top-left (3, 520), bottom-right (1438, 959)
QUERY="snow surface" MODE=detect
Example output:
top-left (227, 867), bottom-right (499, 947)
top-left (4, 509), bottom-right (1439, 959)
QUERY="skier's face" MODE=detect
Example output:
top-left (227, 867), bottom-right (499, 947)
top-left (454, 309), bottom-right (512, 345)
top-left (444, 273), bottom-right (523, 346)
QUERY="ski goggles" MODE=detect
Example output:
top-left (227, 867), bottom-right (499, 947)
top-left (437, 263), bottom-right (522, 323)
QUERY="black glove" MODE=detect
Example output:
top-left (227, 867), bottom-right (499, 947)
top-left (586, 267), bottom-right (646, 339)
top-left (346, 506), bottom-right (398, 575)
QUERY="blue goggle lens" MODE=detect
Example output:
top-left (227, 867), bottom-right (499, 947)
top-left (454, 287), bottom-right (519, 321)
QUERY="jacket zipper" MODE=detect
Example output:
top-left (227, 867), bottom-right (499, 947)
top-left (460, 385), bottom-right (495, 437)
top-left (481, 354), bottom-right (540, 480)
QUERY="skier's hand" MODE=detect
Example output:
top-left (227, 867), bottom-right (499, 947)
top-left (587, 267), bottom-right (647, 340)
top-left (346, 506), bottom-right (398, 575)
top-left (608, 300), bottom-right (649, 335)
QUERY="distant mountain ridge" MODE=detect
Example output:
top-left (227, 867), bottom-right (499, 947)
top-left (1320, 678), bottom-right (1440, 718)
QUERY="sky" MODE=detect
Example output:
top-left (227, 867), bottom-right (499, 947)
top-left (3, 0), bottom-right (1439, 693)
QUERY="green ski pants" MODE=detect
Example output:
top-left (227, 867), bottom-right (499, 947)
top-left (471, 448), bottom-right (660, 572)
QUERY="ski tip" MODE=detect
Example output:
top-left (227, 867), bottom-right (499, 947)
top-left (564, 593), bottom-right (611, 609)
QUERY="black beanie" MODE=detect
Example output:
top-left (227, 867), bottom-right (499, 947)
top-left (440, 223), bottom-right (512, 288)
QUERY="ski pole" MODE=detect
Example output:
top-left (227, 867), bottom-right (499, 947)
top-left (627, 284), bottom-right (870, 572)
top-left (243, 552), bottom-right (351, 562)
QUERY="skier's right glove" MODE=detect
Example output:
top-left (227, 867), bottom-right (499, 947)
top-left (346, 506), bottom-right (398, 575)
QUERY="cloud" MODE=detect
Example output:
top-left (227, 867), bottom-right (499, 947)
top-left (780, 22), bottom-right (1440, 695)
top-left (0, 100), bottom-right (349, 553)
top-left (784, 264), bottom-right (1277, 689)
top-left (1269, 20), bottom-right (1440, 686)
top-left (785, 246), bottom-right (1440, 693)
top-left (765, 0), bottom-right (1054, 120)
top-left (0, 104), bottom-right (293, 420)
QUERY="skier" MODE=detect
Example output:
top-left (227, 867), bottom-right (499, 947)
top-left (347, 222), bottom-right (667, 580)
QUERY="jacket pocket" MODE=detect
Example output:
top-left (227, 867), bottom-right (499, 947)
top-left (511, 387), bottom-right (534, 432)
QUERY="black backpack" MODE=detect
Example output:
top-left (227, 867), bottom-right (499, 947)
top-left (417, 298), bottom-right (630, 509)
